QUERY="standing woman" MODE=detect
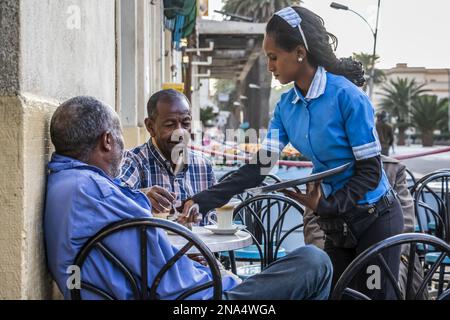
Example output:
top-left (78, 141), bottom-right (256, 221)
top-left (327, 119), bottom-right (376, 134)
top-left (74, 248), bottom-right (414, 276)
top-left (181, 6), bottom-right (404, 299)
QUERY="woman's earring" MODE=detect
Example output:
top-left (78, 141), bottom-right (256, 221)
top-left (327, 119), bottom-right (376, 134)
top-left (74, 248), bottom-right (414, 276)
top-left (298, 57), bottom-right (303, 63)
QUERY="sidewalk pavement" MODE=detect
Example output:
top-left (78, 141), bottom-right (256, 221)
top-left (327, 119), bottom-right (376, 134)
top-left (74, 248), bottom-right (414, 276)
top-left (391, 144), bottom-right (450, 177)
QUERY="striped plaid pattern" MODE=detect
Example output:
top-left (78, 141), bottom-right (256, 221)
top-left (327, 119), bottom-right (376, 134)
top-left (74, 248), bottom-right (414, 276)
top-left (119, 140), bottom-right (216, 203)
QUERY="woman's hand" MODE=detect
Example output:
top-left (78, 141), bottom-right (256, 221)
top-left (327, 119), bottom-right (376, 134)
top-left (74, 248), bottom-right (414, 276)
top-left (281, 180), bottom-right (323, 212)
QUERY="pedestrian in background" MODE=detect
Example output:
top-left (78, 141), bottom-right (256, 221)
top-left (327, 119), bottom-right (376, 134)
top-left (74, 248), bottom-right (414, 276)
top-left (376, 111), bottom-right (394, 156)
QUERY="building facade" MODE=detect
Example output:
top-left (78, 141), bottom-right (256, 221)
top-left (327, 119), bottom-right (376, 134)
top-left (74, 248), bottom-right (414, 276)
top-left (0, 0), bottom-right (182, 299)
top-left (372, 63), bottom-right (450, 133)
top-left (373, 63), bottom-right (450, 107)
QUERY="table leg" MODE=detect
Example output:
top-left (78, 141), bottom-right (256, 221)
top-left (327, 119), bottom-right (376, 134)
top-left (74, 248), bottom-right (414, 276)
top-left (228, 250), bottom-right (237, 274)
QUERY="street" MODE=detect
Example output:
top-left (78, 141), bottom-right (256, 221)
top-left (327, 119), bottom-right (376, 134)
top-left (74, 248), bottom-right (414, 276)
top-left (392, 145), bottom-right (450, 177)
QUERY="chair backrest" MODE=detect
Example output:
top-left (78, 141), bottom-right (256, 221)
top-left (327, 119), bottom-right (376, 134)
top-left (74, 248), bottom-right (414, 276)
top-left (232, 194), bottom-right (304, 268)
top-left (405, 168), bottom-right (416, 191)
top-left (411, 172), bottom-right (450, 242)
top-left (70, 218), bottom-right (222, 300)
top-left (415, 199), bottom-right (446, 240)
top-left (218, 170), bottom-right (282, 202)
top-left (410, 169), bottom-right (450, 197)
top-left (332, 233), bottom-right (450, 300)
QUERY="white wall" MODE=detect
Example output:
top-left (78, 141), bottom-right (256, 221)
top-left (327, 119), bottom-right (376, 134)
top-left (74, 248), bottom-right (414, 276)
top-left (0, 0), bottom-right (116, 299)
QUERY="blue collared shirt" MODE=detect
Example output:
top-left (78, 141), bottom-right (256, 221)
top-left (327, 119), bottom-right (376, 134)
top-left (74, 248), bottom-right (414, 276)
top-left (264, 67), bottom-right (390, 204)
top-left (44, 154), bottom-right (238, 300)
top-left (118, 140), bottom-right (216, 201)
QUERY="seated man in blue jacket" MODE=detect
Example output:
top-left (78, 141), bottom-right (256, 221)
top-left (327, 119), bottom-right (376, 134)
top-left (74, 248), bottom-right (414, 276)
top-left (44, 95), bottom-right (332, 300)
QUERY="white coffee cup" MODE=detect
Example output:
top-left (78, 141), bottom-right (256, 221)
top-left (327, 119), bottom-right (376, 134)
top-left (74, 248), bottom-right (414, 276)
top-left (211, 200), bottom-right (241, 229)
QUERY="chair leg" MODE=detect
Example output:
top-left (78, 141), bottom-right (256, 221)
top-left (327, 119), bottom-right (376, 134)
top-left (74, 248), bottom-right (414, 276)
top-left (229, 250), bottom-right (237, 275)
top-left (438, 266), bottom-right (445, 296)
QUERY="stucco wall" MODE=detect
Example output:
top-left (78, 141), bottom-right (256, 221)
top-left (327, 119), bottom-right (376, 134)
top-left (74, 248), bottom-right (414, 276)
top-left (0, 95), bottom-right (59, 299)
top-left (21, 95), bottom-right (58, 299)
top-left (0, 0), bottom-right (21, 95)
top-left (0, 0), bottom-right (116, 299)
top-left (21, 96), bottom-right (57, 299)
top-left (0, 96), bottom-right (24, 299)
top-left (20, 0), bottom-right (116, 106)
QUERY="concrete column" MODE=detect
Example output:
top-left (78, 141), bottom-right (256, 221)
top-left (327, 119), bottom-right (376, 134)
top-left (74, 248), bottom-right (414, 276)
top-left (136, 0), bottom-right (150, 127)
top-left (191, 64), bottom-right (203, 144)
top-left (149, 2), bottom-right (163, 94)
top-left (118, 0), bottom-right (154, 149)
top-left (119, 0), bottom-right (138, 128)
top-left (115, 0), bottom-right (167, 149)
top-left (164, 29), bottom-right (173, 82)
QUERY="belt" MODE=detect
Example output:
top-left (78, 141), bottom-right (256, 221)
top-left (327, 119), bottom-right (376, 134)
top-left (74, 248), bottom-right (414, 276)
top-left (371, 188), bottom-right (397, 214)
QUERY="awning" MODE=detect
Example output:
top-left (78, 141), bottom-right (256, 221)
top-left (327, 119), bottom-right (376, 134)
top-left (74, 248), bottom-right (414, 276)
top-left (196, 20), bottom-right (266, 80)
top-left (164, 0), bottom-right (197, 49)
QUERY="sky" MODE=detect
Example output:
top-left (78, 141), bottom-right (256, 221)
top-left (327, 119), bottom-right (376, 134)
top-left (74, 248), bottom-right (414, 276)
top-left (208, 0), bottom-right (450, 69)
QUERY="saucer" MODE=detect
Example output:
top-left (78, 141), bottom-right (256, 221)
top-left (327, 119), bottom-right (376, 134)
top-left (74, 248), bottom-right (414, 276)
top-left (204, 224), bottom-right (246, 235)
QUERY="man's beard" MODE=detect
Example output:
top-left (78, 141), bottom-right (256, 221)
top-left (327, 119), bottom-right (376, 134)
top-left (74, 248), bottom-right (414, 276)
top-left (110, 137), bottom-right (124, 178)
top-left (110, 154), bottom-right (122, 178)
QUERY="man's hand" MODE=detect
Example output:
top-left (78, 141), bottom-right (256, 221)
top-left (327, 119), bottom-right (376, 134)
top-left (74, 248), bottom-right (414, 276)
top-left (187, 254), bottom-right (208, 266)
top-left (144, 186), bottom-right (176, 214)
top-left (281, 180), bottom-right (322, 212)
top-left (177, 199), bottom-right (202, 225)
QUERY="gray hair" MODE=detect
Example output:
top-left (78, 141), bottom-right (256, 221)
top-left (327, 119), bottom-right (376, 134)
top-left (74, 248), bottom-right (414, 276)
top-left (50, 96), bottom-right (121, 162)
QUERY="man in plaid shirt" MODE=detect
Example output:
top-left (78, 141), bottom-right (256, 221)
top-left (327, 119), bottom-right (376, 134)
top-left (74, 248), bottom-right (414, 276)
top-left (119, 89), bottom-right (216, 214)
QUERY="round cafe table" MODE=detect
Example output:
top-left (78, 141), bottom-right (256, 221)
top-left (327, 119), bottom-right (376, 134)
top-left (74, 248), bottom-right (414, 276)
top-left (167, 226), bottom-right (252, 254)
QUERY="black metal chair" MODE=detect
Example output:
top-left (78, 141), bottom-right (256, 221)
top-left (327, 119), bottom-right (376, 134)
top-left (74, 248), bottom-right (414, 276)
top-left (410, 169), bottom-right (450, 199)
top-left (332, 233), bottom-right (450, 300)
top-left (223, 194), bottom-right (304, 275)
top-left (412, 174), bottom-right (450, 295)
top-left (410, 170), bottom-right (448, 197)
top-left (411, 171), bottom-right (450, 243)
top-left (70, 218), bottom-right (222, 300)
top-left (414, 200), bottom-right (446, 236)
top-left (412, 202), bottom-right (449, 297)
top-left (405, 168), bottom-right (417, 191)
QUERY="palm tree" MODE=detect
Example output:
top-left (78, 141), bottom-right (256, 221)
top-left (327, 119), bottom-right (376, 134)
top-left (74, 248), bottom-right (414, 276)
top-left (378, 77), bottom-right (429, 145)
top-left (352, 52), bottom-right (385, 92)
top-left (223, 0), bottom-right (301, 22)
top-left (410, 95), bottom-right (449, 146)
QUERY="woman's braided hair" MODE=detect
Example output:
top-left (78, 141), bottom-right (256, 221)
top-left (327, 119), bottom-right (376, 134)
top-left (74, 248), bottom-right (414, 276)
top-left (266, 6), bottom-right (365, 87)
